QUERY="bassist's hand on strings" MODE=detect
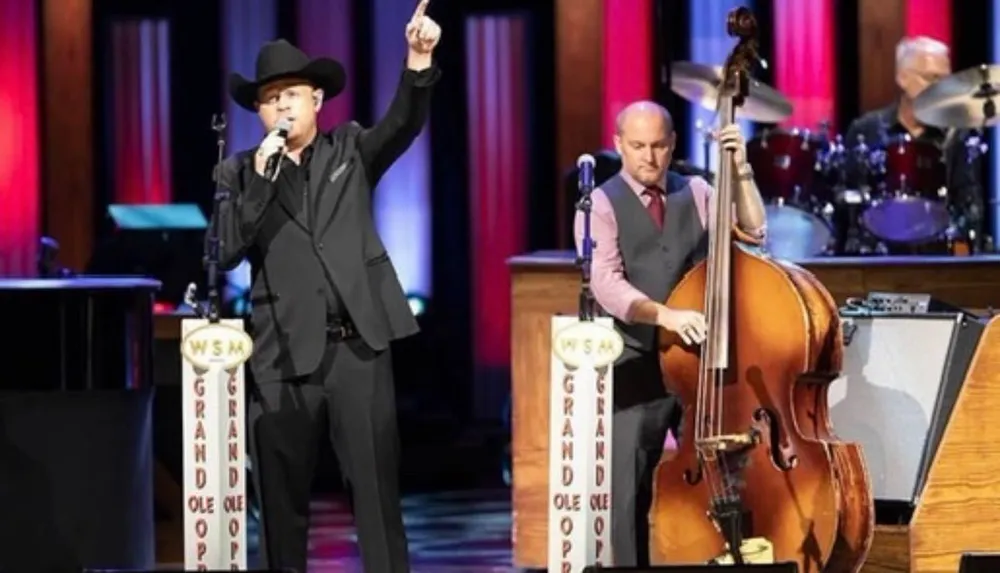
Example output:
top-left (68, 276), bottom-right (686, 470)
top-left (657, 306), bottom-right (707, 346)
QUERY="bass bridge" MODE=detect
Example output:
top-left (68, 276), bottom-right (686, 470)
top-left (695, 431), bottom-right (762, 460)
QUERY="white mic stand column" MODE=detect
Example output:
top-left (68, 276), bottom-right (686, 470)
top-left (179, 113), bottom-right (254, 570)
top-left (547, 155), bottom-right (624, 570)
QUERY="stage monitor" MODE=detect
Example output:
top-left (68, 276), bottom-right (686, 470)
top-left (828, 312), bottom-right (983, 508)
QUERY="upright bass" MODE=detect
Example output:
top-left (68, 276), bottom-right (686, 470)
top-left (648, 8), bottom-right (875, 572)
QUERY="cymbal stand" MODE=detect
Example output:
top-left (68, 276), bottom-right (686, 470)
top-left (961, 69), bottom-right (998, 251)
top-left (973, 64), bottom-right (999, 123)
top-left (186, 113), bottom-right (229, 323)
top-left (965, 65), bottom-right (997, 165)
top-left (838, 133), bottom-right (878, 256)
top-left (813, 120), bottom-right (834, 176)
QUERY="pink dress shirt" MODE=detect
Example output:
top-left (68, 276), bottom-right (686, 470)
top-left (572, 169), bottom-right (765, 323)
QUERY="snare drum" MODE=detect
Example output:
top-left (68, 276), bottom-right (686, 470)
top-left (747, 129), bottom-right (833, 258)
top-left (862, 135), bottom-right (949, 243)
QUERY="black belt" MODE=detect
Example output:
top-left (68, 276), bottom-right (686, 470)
top-left (326, 318), bottom-right (358, 342)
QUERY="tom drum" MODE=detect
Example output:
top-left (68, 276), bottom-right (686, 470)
top-left (747, 129), bottom-right (833, 259)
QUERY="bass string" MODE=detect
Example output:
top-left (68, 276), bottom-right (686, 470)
top-left (713, 87), bottom-right (738, 500)
top-left (710, 93), bottom-right (735, 439)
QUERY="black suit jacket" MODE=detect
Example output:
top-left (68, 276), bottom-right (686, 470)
top-left (212, 64), bottom-right (441, 383)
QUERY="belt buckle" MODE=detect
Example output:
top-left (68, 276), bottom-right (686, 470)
top-left (328, 323), bottom-right (351, 340)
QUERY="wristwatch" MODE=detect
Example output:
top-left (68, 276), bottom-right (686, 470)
top-left (736, 162), bottom-right (754, 181)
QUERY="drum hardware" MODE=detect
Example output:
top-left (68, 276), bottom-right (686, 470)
top-left (964, 132), bottom-right (990, 164)
top-left (858, 123), bottom-right (989, 250)
top-left (818, 134), bottom-right (885, 257)
top-left (668, 59), bottom-right (993, 258)
top-left (905, 64), bottom-right (998, 250)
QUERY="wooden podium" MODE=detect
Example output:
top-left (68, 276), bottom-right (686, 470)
top-left (509, 250), bottom-right (1000, 572)
top-left (889, 315), bottom-right (1000, 572)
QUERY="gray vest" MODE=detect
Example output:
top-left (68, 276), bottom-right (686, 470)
top-left (602, 172), bottom-right (708, 355)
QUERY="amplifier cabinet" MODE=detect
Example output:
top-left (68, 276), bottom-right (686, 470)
top-left (828, 312), bottom-right (984, 504)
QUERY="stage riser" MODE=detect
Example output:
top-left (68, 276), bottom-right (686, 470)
top-left (863, 526), bottom-right (909, 573)
top-left (831, 313), bottom-right (983, 506)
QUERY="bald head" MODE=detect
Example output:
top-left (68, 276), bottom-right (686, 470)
top-left (615, 101), bottom-right (674, 135)
top-left (613, 100), bottom-right (676, 186)
top-left (895, 36), bottom-right (950, 100)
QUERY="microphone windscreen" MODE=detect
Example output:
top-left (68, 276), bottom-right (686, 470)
top-left (275, 117), bottom-right (293, 135)
top-left (577, 153), bottom-right (596, 169)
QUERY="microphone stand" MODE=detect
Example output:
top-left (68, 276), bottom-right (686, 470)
top-left (188, 113), bottom-right (228, 323)
top-left (575, 174), bottom-right (596, 322)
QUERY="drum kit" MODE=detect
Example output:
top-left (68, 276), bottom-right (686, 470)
top-left (670, 61), bottom-right (1000, 259)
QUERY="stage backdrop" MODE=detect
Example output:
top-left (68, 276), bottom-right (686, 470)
top-left (0, 0), bottom-right (40, 277)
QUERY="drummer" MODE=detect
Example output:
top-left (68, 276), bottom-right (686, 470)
top-left (844, 36), bottom-right (984, 248)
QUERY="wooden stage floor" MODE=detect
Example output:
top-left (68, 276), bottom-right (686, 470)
top-left (158, 489), bottom-right (515, 572)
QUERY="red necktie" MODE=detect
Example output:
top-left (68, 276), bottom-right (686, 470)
top-left (644, 186), bottom-right (665, 230)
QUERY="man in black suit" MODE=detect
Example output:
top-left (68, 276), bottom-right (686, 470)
top-left (211, 1), bottom-right (441, 571)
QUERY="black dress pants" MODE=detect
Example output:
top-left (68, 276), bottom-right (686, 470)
top-left (610, 351), bottom-right (681, 567)
top-left (248, 336), bottom-right (409, 573)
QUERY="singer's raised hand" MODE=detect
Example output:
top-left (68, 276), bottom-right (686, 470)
top-left (406, 0), bottom-right (440, 56)
top-left (254, 130), bottom-right (287, 179)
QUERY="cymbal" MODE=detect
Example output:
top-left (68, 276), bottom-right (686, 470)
top-left (914, 64), bottom-right (1000, 129)
top-left (670, 61), bottom-right (793, 124)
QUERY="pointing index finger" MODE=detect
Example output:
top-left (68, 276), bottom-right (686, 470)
top-left (412, 0), bottom-right (429, 20)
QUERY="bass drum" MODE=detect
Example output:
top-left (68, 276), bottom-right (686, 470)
top-left (763, 203), bottom-right (833, 260)
top-left (862, 135), bottom-right (949, 243)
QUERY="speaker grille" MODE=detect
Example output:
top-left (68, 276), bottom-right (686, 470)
top-left (830, 313), bottom-right (983, 503)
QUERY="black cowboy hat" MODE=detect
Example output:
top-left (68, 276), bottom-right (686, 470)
top-left (228, 39), bottom-right (346, 112)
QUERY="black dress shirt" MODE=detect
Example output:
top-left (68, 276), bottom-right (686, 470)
top-left (273, 135), bottom-right (347, 319)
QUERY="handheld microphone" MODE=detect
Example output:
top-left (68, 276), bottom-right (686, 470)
top-left (263, 117), bottom-right (293, 180)
top-left (577, 153), bottom-right (596, 195)
top-left (274, 117), bottom-right (291, 138)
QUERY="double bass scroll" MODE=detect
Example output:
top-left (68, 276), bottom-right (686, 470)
top-left (648, 6), bottom-right (874, 572)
